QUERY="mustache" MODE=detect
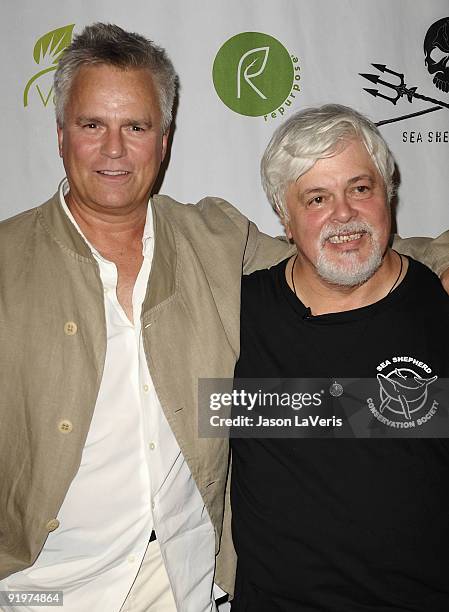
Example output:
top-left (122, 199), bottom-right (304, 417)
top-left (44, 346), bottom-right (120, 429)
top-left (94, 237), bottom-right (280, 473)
top-left (319, 220), bottom-right (374, 245)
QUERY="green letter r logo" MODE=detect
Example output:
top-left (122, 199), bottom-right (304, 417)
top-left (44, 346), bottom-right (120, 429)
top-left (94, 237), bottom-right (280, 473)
top-left (213, 32), bottom-right (294, 117)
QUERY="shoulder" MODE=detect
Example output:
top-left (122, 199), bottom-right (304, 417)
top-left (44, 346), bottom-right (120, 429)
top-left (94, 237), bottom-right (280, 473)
top-left (0, 200), bottom-right (50, 257)
top-left (0, 205), bottom-right (40, 233)
top-left (241, 258), bottom-right (289, 307)
top-left (0, 193), bottom-right (94, 271)
top-left (406, 257), bottom-right (449, 311)
top-left (243, 258), bottom-right (288, 286)
top-left (153, 194), bottom-right (250, 235)
top-left (408, 257), bottom-right (447, 292)
top-left (0, 193), bottom-right (57, 228)
top-left (242, 264), bottom-right (273, 291)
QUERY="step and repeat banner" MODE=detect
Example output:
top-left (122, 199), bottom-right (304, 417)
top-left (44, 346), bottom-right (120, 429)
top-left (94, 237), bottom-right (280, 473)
top-left (1, 0), bottom-right (449, 239)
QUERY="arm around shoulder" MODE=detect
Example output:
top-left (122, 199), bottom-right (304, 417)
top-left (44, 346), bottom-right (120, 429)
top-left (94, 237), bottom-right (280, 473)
top-left (198, 197), bottom-right (295, 274)
top-left (243, 220), bottom-right (295, 274)
top-left (393, 229), bottom-right (449, 279)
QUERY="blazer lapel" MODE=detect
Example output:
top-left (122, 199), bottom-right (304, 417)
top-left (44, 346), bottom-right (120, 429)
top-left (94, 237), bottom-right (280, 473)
top-left (143, 195), bottom-right (178, 315)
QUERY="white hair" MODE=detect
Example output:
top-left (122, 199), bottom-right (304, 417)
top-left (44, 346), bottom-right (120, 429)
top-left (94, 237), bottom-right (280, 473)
top-left (261, 104), bottom-right (396, 220)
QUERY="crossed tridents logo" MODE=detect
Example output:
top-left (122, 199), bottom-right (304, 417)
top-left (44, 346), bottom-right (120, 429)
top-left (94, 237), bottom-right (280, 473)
top-left (360, 17), bottom-right (449, 127)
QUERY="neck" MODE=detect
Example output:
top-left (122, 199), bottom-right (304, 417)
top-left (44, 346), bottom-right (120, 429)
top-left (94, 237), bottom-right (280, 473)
top-left (66, 192), bottom-right (147, 251)
top-left (288, 249), bottom-right (407, 315)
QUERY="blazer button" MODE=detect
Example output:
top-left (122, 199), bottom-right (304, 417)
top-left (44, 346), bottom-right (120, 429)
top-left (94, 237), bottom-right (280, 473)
top-left (64, 321), bottom-right (78, 336)
top-left (58, 419), bottom-right (73, 434)
top-left (46, 518), bottom-right (60, 532)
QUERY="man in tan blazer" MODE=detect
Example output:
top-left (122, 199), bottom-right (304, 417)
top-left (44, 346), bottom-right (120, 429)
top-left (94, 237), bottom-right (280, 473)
top-left (0, 22), bottom-right (448, 612)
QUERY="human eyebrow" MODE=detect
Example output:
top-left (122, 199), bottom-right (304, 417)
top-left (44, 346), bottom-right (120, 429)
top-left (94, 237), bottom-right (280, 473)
top-left (123, 118), bottom-right (153, 129)
top-left (75, 116), bottom-right (105, 126)
top-left (347, 174), bottom-right (375, 186)
top-left (300, 187), bottom-right (329, 197)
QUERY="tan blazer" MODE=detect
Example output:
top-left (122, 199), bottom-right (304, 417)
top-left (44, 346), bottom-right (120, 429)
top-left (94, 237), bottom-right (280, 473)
top-left (0, 193), bottom-right (295, 592)
top-left (0, 192), bottom-right (447, 594)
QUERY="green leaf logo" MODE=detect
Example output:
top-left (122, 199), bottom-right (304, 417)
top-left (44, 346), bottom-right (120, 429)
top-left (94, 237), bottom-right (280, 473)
top-left (33, 24), bottom-right (75, 65)
top-left (213, 32), bottom-right (295, 117)
top-left (237, 47), bottom-right (269, 99)
top-left (24, 24), bottom-right (75, 107)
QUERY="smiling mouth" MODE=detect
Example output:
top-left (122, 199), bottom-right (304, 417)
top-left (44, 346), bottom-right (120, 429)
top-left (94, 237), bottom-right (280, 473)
top-left (327, 232), bottom-right (366, 244)
top-left (97, 170), bottom-right (130, 176)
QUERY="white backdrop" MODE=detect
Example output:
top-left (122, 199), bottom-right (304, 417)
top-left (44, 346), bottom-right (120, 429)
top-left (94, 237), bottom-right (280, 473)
top-left (2, 1), bottom-right (449, 239)
top-left (1, 2), bottom-right (448, 608)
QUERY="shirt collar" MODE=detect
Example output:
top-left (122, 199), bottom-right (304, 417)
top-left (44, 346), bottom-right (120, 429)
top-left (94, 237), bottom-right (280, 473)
top-left (58, 178), bottom-right (154, 259)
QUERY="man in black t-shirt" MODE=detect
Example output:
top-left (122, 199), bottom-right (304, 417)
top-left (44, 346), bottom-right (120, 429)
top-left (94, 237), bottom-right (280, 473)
top-left (231, 105), bottom-right (449, 611)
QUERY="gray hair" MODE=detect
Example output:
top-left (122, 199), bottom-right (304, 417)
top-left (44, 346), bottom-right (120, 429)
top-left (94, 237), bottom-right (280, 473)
top-left (54, 23), bottom-right (178, 132)
top-left (261, 104), bottom-right (396, 219)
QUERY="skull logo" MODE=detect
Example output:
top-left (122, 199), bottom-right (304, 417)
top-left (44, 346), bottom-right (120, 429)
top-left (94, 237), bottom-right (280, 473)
top-left (424, 17), bottom-right (449, 93)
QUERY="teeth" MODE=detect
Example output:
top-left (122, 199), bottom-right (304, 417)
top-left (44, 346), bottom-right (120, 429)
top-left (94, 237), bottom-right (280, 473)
top-left (98, 170), bottom-right (129, 176)
top-left (328, 233), bottom-right (363, 244)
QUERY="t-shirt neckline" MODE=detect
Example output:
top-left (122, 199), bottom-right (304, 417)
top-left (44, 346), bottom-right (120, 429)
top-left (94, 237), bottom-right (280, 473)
top-left (276, 255), bottom-right (413, 325)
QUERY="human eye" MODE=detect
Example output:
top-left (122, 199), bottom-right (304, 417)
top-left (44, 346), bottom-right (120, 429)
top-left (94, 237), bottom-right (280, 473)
top-left (352, 184), bottom-right (372, 198)
top-left (129, 124), bottom-right (146, 132)
top-left (350, 178), bottom-right (374, 198)
top-left (307, 194), bottom-right (326, 207)
top-left (83, 122), bottom-right (98, 129)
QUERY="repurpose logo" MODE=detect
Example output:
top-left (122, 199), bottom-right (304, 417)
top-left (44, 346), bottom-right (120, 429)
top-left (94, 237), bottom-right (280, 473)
top-left (213, 31), bottom-right (301, 120)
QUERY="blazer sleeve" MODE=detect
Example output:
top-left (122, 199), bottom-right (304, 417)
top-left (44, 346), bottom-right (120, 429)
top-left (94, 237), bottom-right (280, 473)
top-left (203, 197), bottom-right (295, 274)
top-left (242, 220), bottom-right (295, 274)
top-left (393, 230), bottom-right (449, 277)
top-left (206, 196), bottom-right (449, 278)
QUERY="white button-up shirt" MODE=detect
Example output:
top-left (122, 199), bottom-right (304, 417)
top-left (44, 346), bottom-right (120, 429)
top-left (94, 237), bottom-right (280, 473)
top-left (1, 181), bottom-right (216, 612)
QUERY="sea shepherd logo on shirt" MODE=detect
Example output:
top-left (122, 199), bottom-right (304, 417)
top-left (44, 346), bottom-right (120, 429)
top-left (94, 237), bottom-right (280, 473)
top-left (367, 356), bottom-right (438, 429)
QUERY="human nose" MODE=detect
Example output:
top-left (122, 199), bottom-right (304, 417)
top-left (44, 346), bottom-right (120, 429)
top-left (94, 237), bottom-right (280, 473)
top-left (331, 192), bottom-right (357, 223)
top-left (100, 128), bottom-right (125, 158)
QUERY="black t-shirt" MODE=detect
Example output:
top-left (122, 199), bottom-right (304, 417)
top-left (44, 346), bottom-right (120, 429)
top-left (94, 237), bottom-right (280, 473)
top-left (231, 257), bottom-right (449, 611)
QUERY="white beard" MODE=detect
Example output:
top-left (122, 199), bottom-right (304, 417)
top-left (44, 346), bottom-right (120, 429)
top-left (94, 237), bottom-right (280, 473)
top-left (315, 220), bottom-right (383, 287)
